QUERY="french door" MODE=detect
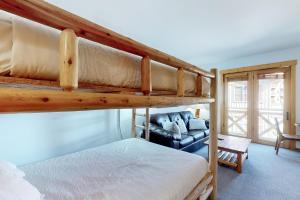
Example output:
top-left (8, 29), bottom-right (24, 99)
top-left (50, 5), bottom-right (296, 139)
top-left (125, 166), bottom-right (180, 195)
top-left (223, 66), bottom-right (293, 145)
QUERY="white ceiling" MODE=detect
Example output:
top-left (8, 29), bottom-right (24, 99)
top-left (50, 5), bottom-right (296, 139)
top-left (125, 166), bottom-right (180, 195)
top-left (48, 0), bottom-right (300, 66)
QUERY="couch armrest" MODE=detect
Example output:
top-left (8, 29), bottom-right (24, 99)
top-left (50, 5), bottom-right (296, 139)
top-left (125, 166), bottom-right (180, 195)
top-left (205, 120), bottom-right (210, 129)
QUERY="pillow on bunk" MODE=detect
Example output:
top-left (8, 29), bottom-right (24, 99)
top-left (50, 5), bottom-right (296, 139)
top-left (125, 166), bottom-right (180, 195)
top-left (162, 121), bottom-right (182, 139)
top-left (176, 119), bottom-right (188, 133)
top-left (189, 119), bottom-right (208, 130)
top-left (0, 160), bottom-right (25, 179)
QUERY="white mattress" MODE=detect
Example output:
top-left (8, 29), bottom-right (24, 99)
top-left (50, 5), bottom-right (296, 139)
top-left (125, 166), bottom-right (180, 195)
top-left (20, 138), bottom-right (208, 200)
top-left (0, 11), bottom-right (210, 94)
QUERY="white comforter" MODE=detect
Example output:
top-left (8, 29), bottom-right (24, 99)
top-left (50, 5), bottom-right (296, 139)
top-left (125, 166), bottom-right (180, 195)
top-left (0, 11), bottom-right (212, 94)
top-left (21, 138), bottom-right (208, 200)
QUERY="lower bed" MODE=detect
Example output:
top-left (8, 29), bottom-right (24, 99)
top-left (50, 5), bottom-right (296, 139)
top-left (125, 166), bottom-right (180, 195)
top-left (20, 138), bottom-right (208, 200)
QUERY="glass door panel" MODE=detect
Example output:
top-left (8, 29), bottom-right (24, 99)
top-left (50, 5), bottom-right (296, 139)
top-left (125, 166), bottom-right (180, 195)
top-left (226, 79), bottom-right (248, 137)
top-left (257, 72), bottom-right (285, 142)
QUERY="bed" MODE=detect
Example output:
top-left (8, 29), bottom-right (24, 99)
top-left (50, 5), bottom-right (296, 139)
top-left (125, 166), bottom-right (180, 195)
top-left (0, 1), bottom-right (219, 200)
top-left (21, 138), bottom-right (209, 200)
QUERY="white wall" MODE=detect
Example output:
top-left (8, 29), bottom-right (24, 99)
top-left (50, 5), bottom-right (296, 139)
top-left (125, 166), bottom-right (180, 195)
top-left (0, 109), bottom-right (132, 166)
top-left (211, 46), bottom-right (300, 147)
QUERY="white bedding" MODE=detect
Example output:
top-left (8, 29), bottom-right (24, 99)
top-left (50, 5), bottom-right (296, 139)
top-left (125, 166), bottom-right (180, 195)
top-left (0, 11), bottom-right (210, 94)
top-left (20, 138), bottom-right (208, 200)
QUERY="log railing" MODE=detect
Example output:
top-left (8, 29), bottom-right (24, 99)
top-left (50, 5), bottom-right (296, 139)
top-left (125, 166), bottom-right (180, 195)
top-left (0, 0), bottom-right (214, 99)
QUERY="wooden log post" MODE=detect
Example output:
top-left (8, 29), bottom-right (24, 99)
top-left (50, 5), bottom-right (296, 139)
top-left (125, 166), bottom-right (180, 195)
top-left (131, 108), bottom-right (137, 138)
top-left (59, 29), bottom-right (78, 91)
top-left (196, 74), bottom-right (203, 97)
top-left (145, 108), bottom-right (150, 141)
top-left (141, 56), bottom-right (152, 95)
top-left (177, 68), bottom-right (185, 97)
top-left (209, 68), bottom-right (218, 200)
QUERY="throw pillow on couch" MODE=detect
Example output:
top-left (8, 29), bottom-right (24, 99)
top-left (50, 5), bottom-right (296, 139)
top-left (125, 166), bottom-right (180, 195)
top-left (176, 119), bottom-right (188, 133)
top-left (189, 118), bottom-right (208, 130)
top-left (162, 121), bottom-right (182, 139)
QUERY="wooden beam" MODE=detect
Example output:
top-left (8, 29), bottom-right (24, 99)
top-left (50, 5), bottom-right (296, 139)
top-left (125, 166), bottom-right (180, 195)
top-left (59, 29), bottom-right (78, 90)
top-left (196, 74), bottom-right (203, 97)
top-left (209, 69), bottom-right (218, 200)
top-left (145, 108), bottom-right (150, 141)
top-left (0, 0), bottom-right (214, 78)
top-left (141, 56), bottom-right (152, 95)
top-left (131, 108), bottom-right (136, 137)
top-left (0, 87), bottom-right (215, 113)
top-left (177, 68), bottom-right (185, 97)
top-left (0, 75), bottom-right (201, 96)
top-left (220, 60), bottom-right (297, 75)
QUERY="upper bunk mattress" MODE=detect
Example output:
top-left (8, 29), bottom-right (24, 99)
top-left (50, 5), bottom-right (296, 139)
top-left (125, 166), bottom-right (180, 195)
top-left (20, 138), bottom-right (208, 200)
top-left (0, 11), bottom-right (210, 94)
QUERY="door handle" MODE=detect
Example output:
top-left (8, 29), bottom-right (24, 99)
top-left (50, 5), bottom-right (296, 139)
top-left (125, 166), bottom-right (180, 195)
top-left (286, 112), bottom-right (289, 121)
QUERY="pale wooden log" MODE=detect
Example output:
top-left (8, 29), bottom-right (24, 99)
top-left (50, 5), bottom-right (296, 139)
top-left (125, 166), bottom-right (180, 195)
top-left (0, 75), bottom-right (200, 96)
top-left (135, 113), bottom-right (146, 117)
top-left (131, 108), bottom-right (136, 137)
top-left (184, 172), bottom-right (213, 200)
top-left (0, 87), bottom-right (215, 113)
top-left (196, 74), bottom-right (203, 97)
top-left (0, 0), bottom-right (214, 78)
top-left (59, 29), bottom-right (78, 90)
top-left (200, 184), bottom-right (213, 200)
top-left (145, 108), bottom-right (150, 141)
top-left (177, 68), bottom-right (185, 97)
top-left (209, 69), bottom-right (218, 200)
top-left (141, 56), bottom-right (152, 95)
top-left (0, 76), bottom-right (181, 95)
top-left (135, 125), bottom-right (145, 129)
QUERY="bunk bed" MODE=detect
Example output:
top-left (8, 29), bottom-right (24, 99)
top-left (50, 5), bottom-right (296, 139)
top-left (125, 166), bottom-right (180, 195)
top-left (0, 0), bottom-right (219, 200)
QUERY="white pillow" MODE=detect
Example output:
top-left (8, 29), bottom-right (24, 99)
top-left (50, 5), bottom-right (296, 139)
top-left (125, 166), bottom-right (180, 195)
top-left (176, 119), bottom-right (188, 133)
top-left (189, 118), bottom-right (208, 130)
top-left (0, 160), bottom-right (25, 179)
top-left (162, 121), bottom-right (182, 139)
top-left (0, 160), bottom-right (43, 200)
top-left (162, 121), bottom-right (174, 131)
top-left (172, 123), bottom-right (181, 139)
top-left (0, 176), bottom-right (44, 200)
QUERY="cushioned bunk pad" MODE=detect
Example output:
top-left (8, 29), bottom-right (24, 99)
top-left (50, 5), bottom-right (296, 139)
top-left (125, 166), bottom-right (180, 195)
top-left (21, 138), bottom-right (208, 200)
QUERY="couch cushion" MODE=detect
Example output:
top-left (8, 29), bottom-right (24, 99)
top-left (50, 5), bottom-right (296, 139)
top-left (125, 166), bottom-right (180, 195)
top-left (180, 111), bottom-right (194, 127)
top-left (179, 134), bottom-right (194, 148)
top-left (150, 114), bottom-right (170, 128)
top-left (205, 120), bottom-right (210, 129)
top-left (188, 130), bottom-right (206, 141)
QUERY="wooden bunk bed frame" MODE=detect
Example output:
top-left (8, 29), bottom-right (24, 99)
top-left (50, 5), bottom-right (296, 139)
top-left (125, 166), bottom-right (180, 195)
top-left (0, 1), bottom-right (219, 200)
